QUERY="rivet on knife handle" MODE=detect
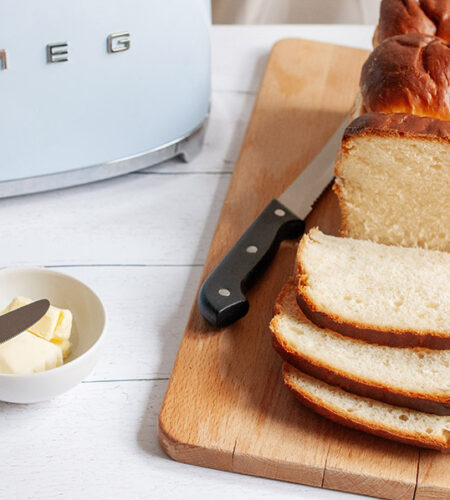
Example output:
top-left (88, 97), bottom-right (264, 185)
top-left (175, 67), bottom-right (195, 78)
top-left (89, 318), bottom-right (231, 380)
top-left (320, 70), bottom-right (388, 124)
top-left (198, 199), bottom-right (305, 327)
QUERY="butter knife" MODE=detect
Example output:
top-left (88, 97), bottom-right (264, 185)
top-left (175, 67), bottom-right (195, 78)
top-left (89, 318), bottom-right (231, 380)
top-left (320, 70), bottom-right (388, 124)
top-left (0, 299), bottom-right (50, 344)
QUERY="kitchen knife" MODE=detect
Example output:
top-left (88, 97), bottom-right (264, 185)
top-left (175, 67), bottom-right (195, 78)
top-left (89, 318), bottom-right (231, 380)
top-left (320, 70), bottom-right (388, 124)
top-left (0, 299), bottom-right (50, 344)
top-left (198, 119), bottom-right (348, 327)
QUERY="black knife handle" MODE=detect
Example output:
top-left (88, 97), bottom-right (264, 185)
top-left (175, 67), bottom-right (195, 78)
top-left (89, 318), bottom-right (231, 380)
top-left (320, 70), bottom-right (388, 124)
top-left (198, 199), bottom-right (305, 327)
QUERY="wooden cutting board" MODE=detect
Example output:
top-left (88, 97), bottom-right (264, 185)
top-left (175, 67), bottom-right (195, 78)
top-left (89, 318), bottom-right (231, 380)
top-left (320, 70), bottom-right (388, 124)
top-left (159, 39), bottom-right (450, 499)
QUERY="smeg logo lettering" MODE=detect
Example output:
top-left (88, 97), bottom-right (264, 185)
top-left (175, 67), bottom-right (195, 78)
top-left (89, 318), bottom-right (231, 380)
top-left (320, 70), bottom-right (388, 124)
top-left (0, 31), bottom-right (130, 70)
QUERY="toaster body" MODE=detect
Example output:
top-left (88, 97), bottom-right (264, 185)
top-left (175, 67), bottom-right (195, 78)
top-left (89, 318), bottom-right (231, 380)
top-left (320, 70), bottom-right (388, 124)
top-left (0, 0), bottom-right (211, 197)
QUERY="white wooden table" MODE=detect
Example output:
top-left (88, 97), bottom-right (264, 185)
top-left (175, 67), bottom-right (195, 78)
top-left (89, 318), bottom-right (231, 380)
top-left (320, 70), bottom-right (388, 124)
top-left (0, 25), bottom-right (373, 500)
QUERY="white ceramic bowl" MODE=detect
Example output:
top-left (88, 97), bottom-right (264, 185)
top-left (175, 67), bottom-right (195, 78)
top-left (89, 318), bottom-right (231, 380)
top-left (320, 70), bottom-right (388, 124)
top-left (0, 267), bottom-right (106, 403)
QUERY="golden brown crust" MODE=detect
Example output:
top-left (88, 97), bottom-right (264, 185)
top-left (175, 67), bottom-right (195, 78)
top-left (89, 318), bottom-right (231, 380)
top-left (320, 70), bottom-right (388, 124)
top-left (342, 112), bottom-right (450, 143)
top-left (297, 292), bottom-right (450, 349)
top-left (282, 364), bottom-right (449, 452)
top-left (375, 0), bottom-right (450, 46)
top-left (361, 34), bottom-right (450, 121)
top-left (270, 281), bottom-right (450, 415)
top-left (273, 327), bottom-right (450, 415)
top-left (295, 228), bottom-right (450, 349)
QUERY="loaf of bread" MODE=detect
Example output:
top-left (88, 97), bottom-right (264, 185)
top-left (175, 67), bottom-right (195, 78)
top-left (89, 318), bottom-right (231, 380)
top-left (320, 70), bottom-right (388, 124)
top-left (334, 112), bottom-right (450, 251)
top-left (270, 280), bottom-right (450, 415)
top-left (296, 229), bottom-right (450, 348)
top-left (273, 0), bottom-right (450, 455)
top-left (283, 364), bottom-right (450, 452)
top-left (374, 0), bottom-right (450, 46)
top-left (361, 34), bottom-right (450, 121)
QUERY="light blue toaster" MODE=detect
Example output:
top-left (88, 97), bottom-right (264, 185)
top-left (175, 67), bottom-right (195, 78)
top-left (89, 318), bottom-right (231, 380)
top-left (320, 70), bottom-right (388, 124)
top-left (0, 0), bottom-right (211, 197)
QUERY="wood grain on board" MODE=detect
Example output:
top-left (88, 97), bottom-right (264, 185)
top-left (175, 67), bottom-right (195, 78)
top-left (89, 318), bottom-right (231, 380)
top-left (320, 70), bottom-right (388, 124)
top-left (159, 39), bottom-right (450, 499)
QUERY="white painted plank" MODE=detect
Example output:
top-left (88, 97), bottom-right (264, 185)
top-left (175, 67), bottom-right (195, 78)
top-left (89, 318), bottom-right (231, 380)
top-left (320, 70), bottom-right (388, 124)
top-left (47, 265), bottom-right (204, 381)
top-left (0, 171), bottom-right (229, 266)
top-left (211, 25), bottom-right (373, 93)
top-left (0, 380), bottom-right (364, 500)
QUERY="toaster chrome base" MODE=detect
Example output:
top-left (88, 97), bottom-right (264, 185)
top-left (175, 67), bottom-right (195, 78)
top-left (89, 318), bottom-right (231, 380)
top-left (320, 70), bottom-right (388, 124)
top-left (0, 116), bottom-right (208, 199)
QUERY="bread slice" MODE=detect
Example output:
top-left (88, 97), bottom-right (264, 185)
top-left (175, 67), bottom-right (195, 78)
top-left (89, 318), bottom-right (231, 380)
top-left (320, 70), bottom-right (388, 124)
top-left (270, 280), bottom-right (450, 415)
top-left (296, 228), bottom-right (450, 349)
top-left (334, 112), bottom-right (450, 252)
top-left (283, 363), bottom-right (450, 452)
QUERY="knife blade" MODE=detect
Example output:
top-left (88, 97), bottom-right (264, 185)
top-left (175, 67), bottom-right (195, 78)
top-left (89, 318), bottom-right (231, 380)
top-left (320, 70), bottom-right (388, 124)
top-left (0, 299), bottom-right (50, 344)
top-left (198, 118), bottom-right (348, 327)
